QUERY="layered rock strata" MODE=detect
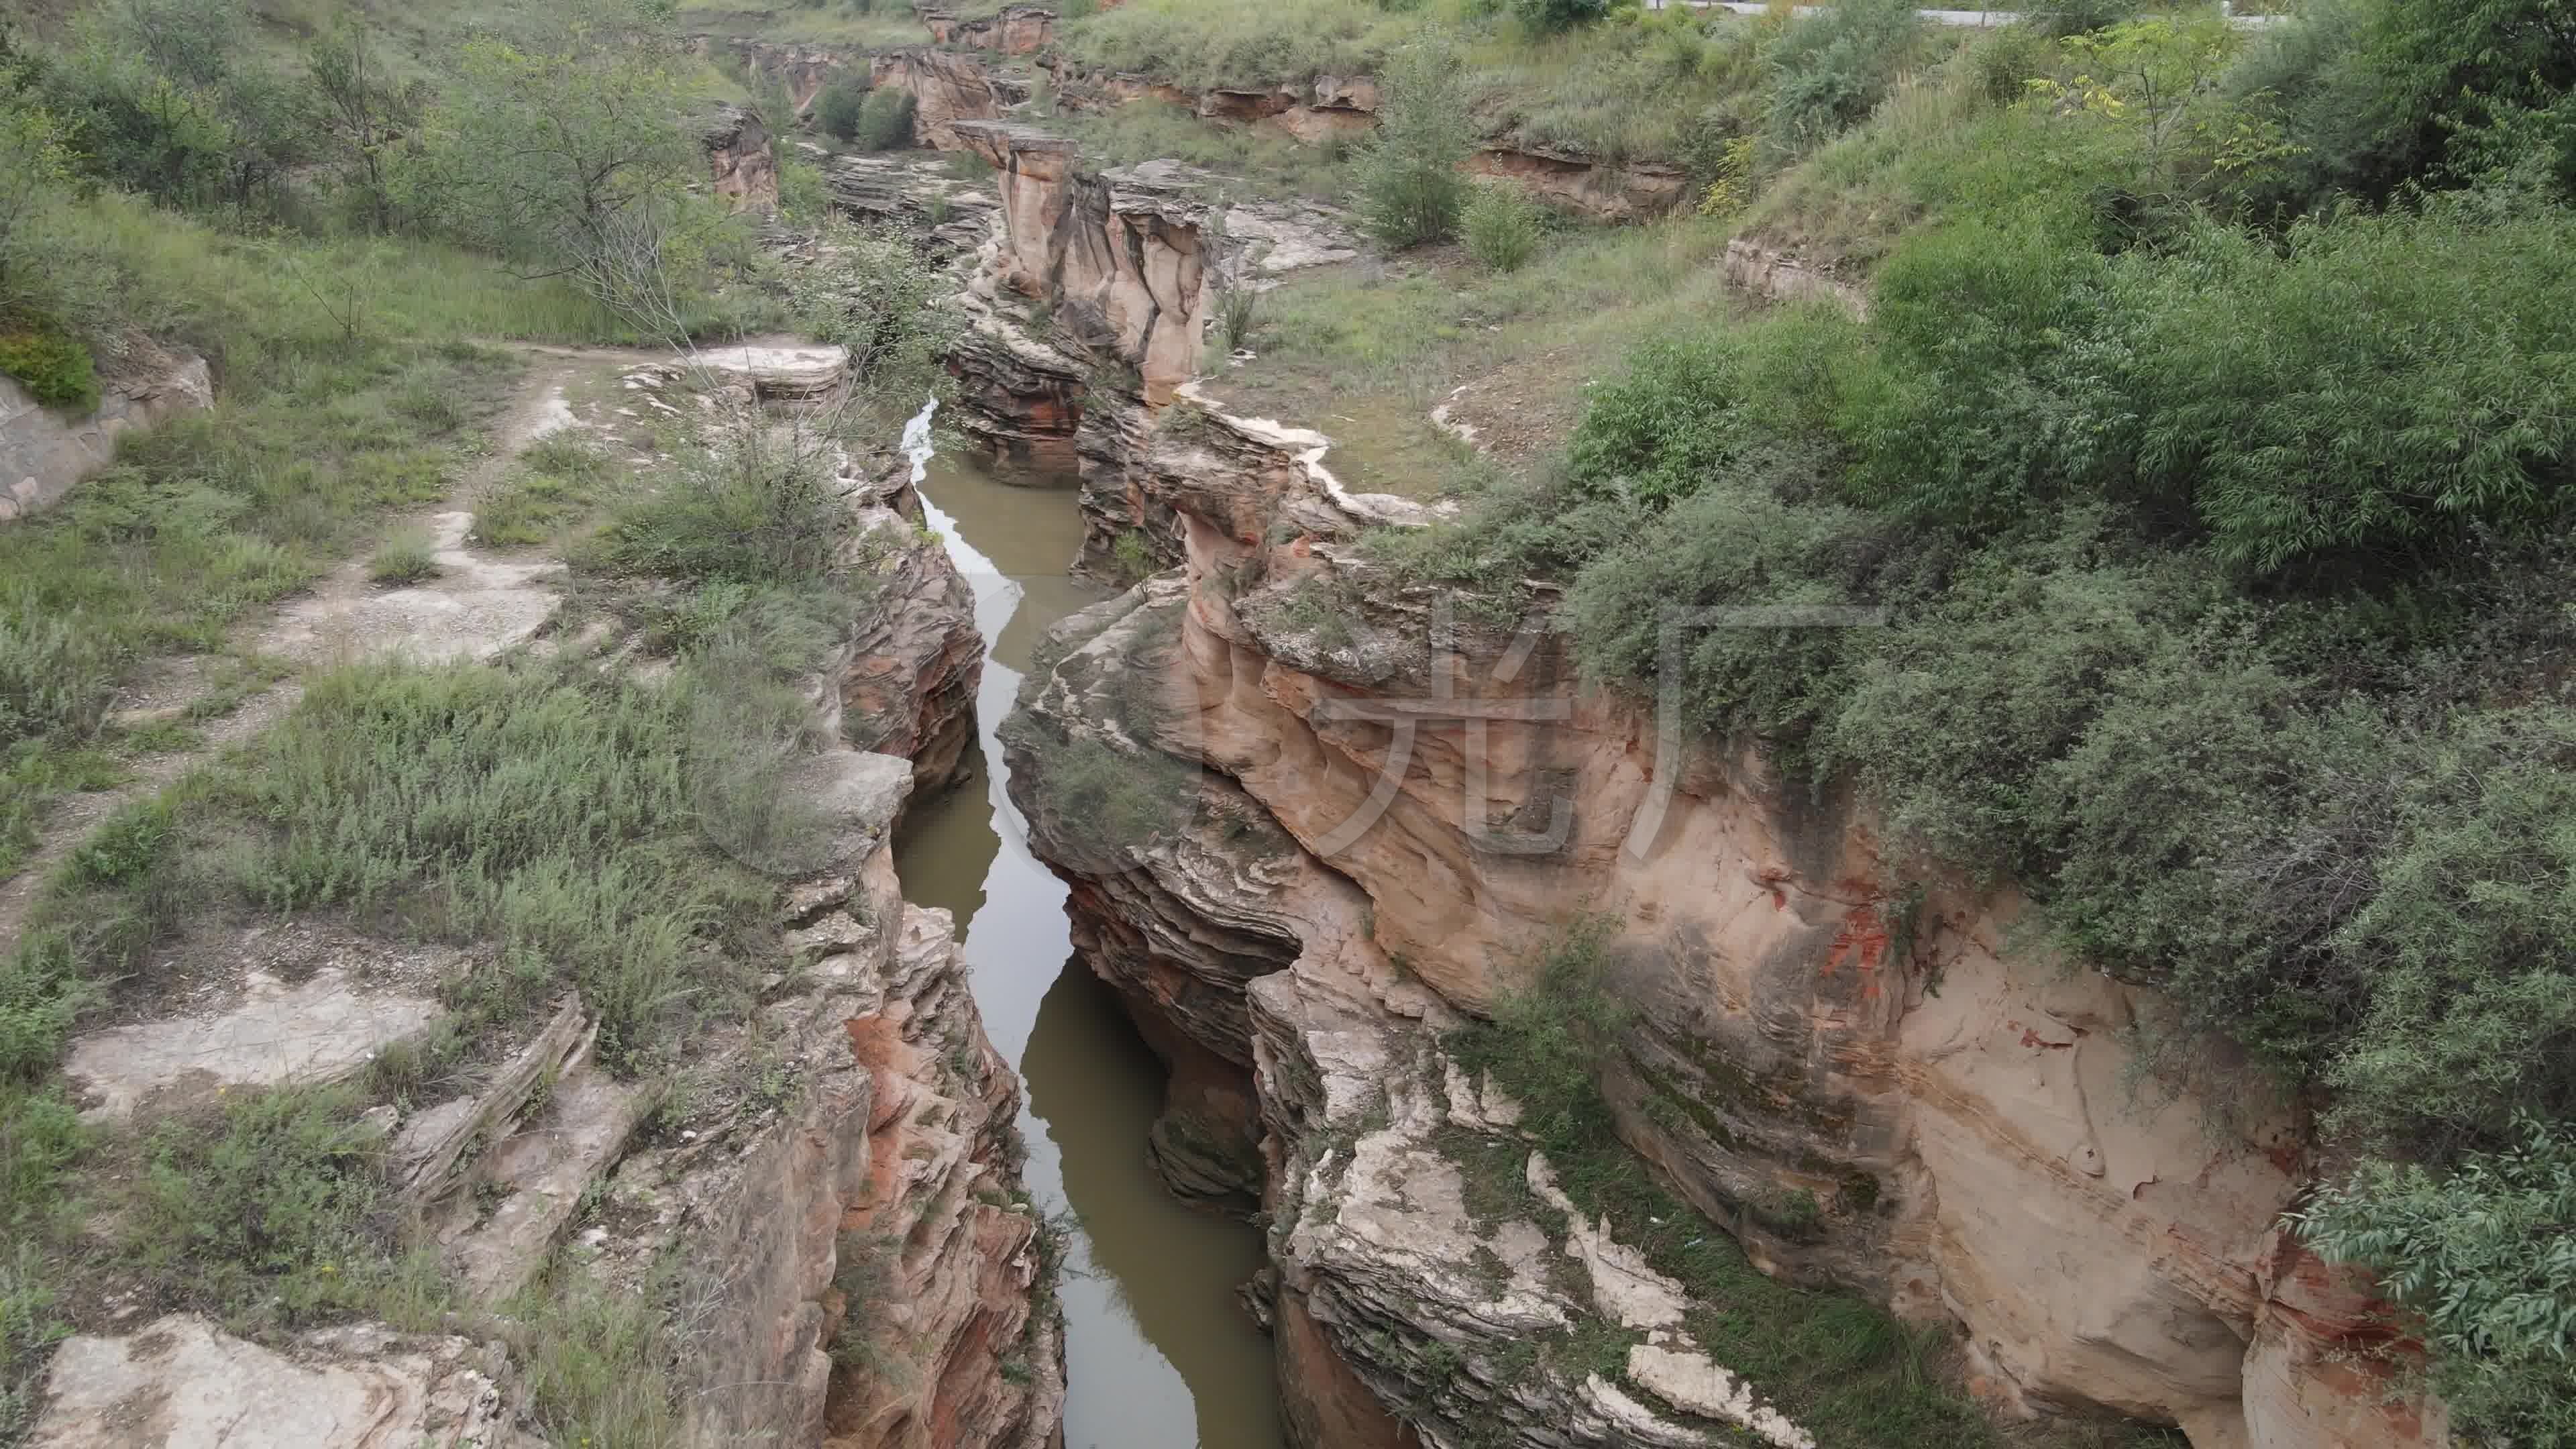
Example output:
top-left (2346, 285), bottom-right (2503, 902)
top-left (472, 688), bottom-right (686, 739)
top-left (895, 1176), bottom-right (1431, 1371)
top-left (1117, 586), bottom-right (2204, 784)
top-left (953, 125), bottom-right (1217, 405)
top-left (690, 35), bottom-right (863, 116)
top-left (921, 3), bottom-right (1058, 54)
top-left (30, 371), bottom-right (1060, 1449)
top-left (998, 364), bottom-right (2446, 1448)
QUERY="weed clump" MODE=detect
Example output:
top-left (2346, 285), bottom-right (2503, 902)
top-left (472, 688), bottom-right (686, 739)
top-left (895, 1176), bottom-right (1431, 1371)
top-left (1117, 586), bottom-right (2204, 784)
top-left (1354, 38), bottom-right (1474, 250)
top-left (1460, 187), bottom-right (1546, 274)
top-left (368, 527), bottom-right (441, 586)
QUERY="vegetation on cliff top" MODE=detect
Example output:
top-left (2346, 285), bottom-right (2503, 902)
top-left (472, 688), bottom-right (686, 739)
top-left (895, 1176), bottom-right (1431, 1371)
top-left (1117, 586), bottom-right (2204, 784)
top-left (1382, 0), bottom-right (2576, 1436)
top-left (0, 0), bottom-right (971, 1438)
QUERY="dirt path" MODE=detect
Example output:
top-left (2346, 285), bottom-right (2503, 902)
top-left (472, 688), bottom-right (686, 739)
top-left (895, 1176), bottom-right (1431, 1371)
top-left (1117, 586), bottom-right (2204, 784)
top-left (0, 345), bottom-right (669, 953)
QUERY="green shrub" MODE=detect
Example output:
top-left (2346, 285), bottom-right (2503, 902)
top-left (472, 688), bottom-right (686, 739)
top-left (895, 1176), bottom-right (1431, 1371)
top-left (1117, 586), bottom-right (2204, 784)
top-left (1512, 0), bottom-right (1611, 36)
top-left (1354, 38), bottom-right (1474, 250)
top-left (2117, 205), bottom-right (2576, 577)
top-left (1831, 215), bottom-right (2125, 534)
top-left (852, 87), bottom-right (916, 152)
top-left (2320, 708), bottom-right (2576, 1148)
top-left (815, 78), bottom-right (868, 143)
top-left (1460, 187), bottom-right (1545, 272)
top-left (2298, 1114), bottom-right (2576, 1446)
top-left (792, 220), bottom-right (955, 421)
top-left (592, 421), bottom-right (850, 585)
top-left (1762, 0), bottom-right (1931, 161)
top-left (0, 323), bottom-right (96, 410)
top-left (1563, 466), bottom-right (1880, 754)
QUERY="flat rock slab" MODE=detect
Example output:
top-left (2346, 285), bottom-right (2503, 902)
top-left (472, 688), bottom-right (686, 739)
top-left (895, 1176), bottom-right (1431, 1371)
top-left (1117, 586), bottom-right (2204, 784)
top-left (64, 967), bottom-right (440, 1122)
top-left (444, 1065), bottom-right (653, 1305)
top-left (30, 1314), bottom-right (536, 1449)
top-left (262, 511), bottom-right (556, 666)
top-left (693, 343), bottom-right (849, 399)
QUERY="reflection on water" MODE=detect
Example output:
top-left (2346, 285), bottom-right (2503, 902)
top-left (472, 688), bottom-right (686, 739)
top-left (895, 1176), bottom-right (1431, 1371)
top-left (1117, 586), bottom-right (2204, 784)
top-left (894, 447), bottom-right (1285, 1449)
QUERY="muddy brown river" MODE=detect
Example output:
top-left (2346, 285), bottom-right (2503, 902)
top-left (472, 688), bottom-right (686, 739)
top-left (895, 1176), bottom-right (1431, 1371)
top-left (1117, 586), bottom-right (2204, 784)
top-left (892, 431), bottom-right (1287, 1449)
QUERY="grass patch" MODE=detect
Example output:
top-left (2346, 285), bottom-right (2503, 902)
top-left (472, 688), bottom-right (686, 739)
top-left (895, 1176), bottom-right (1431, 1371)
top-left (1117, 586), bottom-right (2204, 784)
top-left (368, 527), bottom-right (442, 586)
top-left (508, 1263), bottom-right (685, 1449)
top-left (0, 335), bottom-right (523, 883)
top-left (122, 1083), bottom-right (443, 1334)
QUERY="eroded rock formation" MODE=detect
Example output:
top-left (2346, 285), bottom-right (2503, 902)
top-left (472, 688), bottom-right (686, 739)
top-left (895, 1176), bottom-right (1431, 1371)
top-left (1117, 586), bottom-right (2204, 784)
top-left (1, 345), bottom-right (211, 523)
top-left (1721, 237), bottom-right (1870, 317)
top-left (871, 50), bottom-right (1026, 151)
top-left (995, 368), bottom-right (2445, 1448)
top-left (922, 3), bottom-right (1057, 54)
top-left (1466, 143), bottom-right (1686, 223)
top-left (706, 101), bottom-right (782, 211)
top-left (953, 124), bottom-right (1216, 405)
top-left (839, 471), bottom-right (983, 801)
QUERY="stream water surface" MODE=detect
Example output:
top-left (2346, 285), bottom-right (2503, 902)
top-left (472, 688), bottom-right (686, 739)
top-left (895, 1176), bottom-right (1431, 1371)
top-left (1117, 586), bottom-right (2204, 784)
top-left (890, 424), bottom-right (1287, 1449)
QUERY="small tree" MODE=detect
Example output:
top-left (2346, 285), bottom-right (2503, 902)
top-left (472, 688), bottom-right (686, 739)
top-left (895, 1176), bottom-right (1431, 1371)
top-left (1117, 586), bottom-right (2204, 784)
top-left (1354, 37), bottom-right (1474, 250)
top-left (815, 78), bottom-right (867, 143)
top-left (425, 0), bottom-right (727, 339)
top-left (851, 88), bottom-right (916, 152)
top-left (0, 73), bottom-right (72, 300)
top-left (307, 19), bottom-right (425, 233)
top-left (794, 219), bottom-right (960, 427)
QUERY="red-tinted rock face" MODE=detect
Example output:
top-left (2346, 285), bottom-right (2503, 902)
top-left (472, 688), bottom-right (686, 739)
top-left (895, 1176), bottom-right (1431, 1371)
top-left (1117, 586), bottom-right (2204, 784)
top-left (871, 49), bottom-right (1024, 150)
top-left (920, 4), bottom-right (1057, 55)
top-left (1002, 384), bottom-right (2451, 1449)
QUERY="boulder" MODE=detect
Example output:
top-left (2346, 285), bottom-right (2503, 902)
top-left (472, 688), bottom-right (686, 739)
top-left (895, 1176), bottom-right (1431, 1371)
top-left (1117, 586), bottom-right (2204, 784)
top-left (1, 347), bottom-right (211, 524)
top-left (31, 1316), bottom-right (536, 1449)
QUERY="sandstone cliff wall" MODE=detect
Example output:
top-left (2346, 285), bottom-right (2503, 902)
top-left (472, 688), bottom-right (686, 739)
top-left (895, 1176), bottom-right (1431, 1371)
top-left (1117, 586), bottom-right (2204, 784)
top-left (706, 102), bottom-right (782, 211)
top-left (922, 4), bottom-right (1059, 55)
top-left (998, 381), bottom-right (2443, 1449)
top-left (872, 50), bottom-right (1026, 151)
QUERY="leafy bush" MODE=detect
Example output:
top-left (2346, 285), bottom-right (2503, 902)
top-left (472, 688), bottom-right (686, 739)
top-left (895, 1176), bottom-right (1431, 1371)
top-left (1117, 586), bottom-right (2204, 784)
top-left (1762, 0), bottom-right (1930, 161)
top-left (815, 78), bottom-right (868, 143)
top-left (1512, 0), bottom-right (1611, 36)
top-left (2320, 708), bottom-right (2576, 1149)
top-left (2298, 1114), bottom-right (2576, 1446)
top-left (792, 220), bottom-right (956, 419)
top-left (851, 87), bottom-right (916, 152)
top-left (593, 417), bottom-right (852, 584)
top-left (2103, 205), bottom-right (2576, 576)
top-left (1354, 38), bottom-right (1474, 250)
top-left (1831, 215), bottom-right (2125, 534)
top-left (0, 322), bottom-right (96, 409)
top-left (1460, 186), bottom-right (1545, 272)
